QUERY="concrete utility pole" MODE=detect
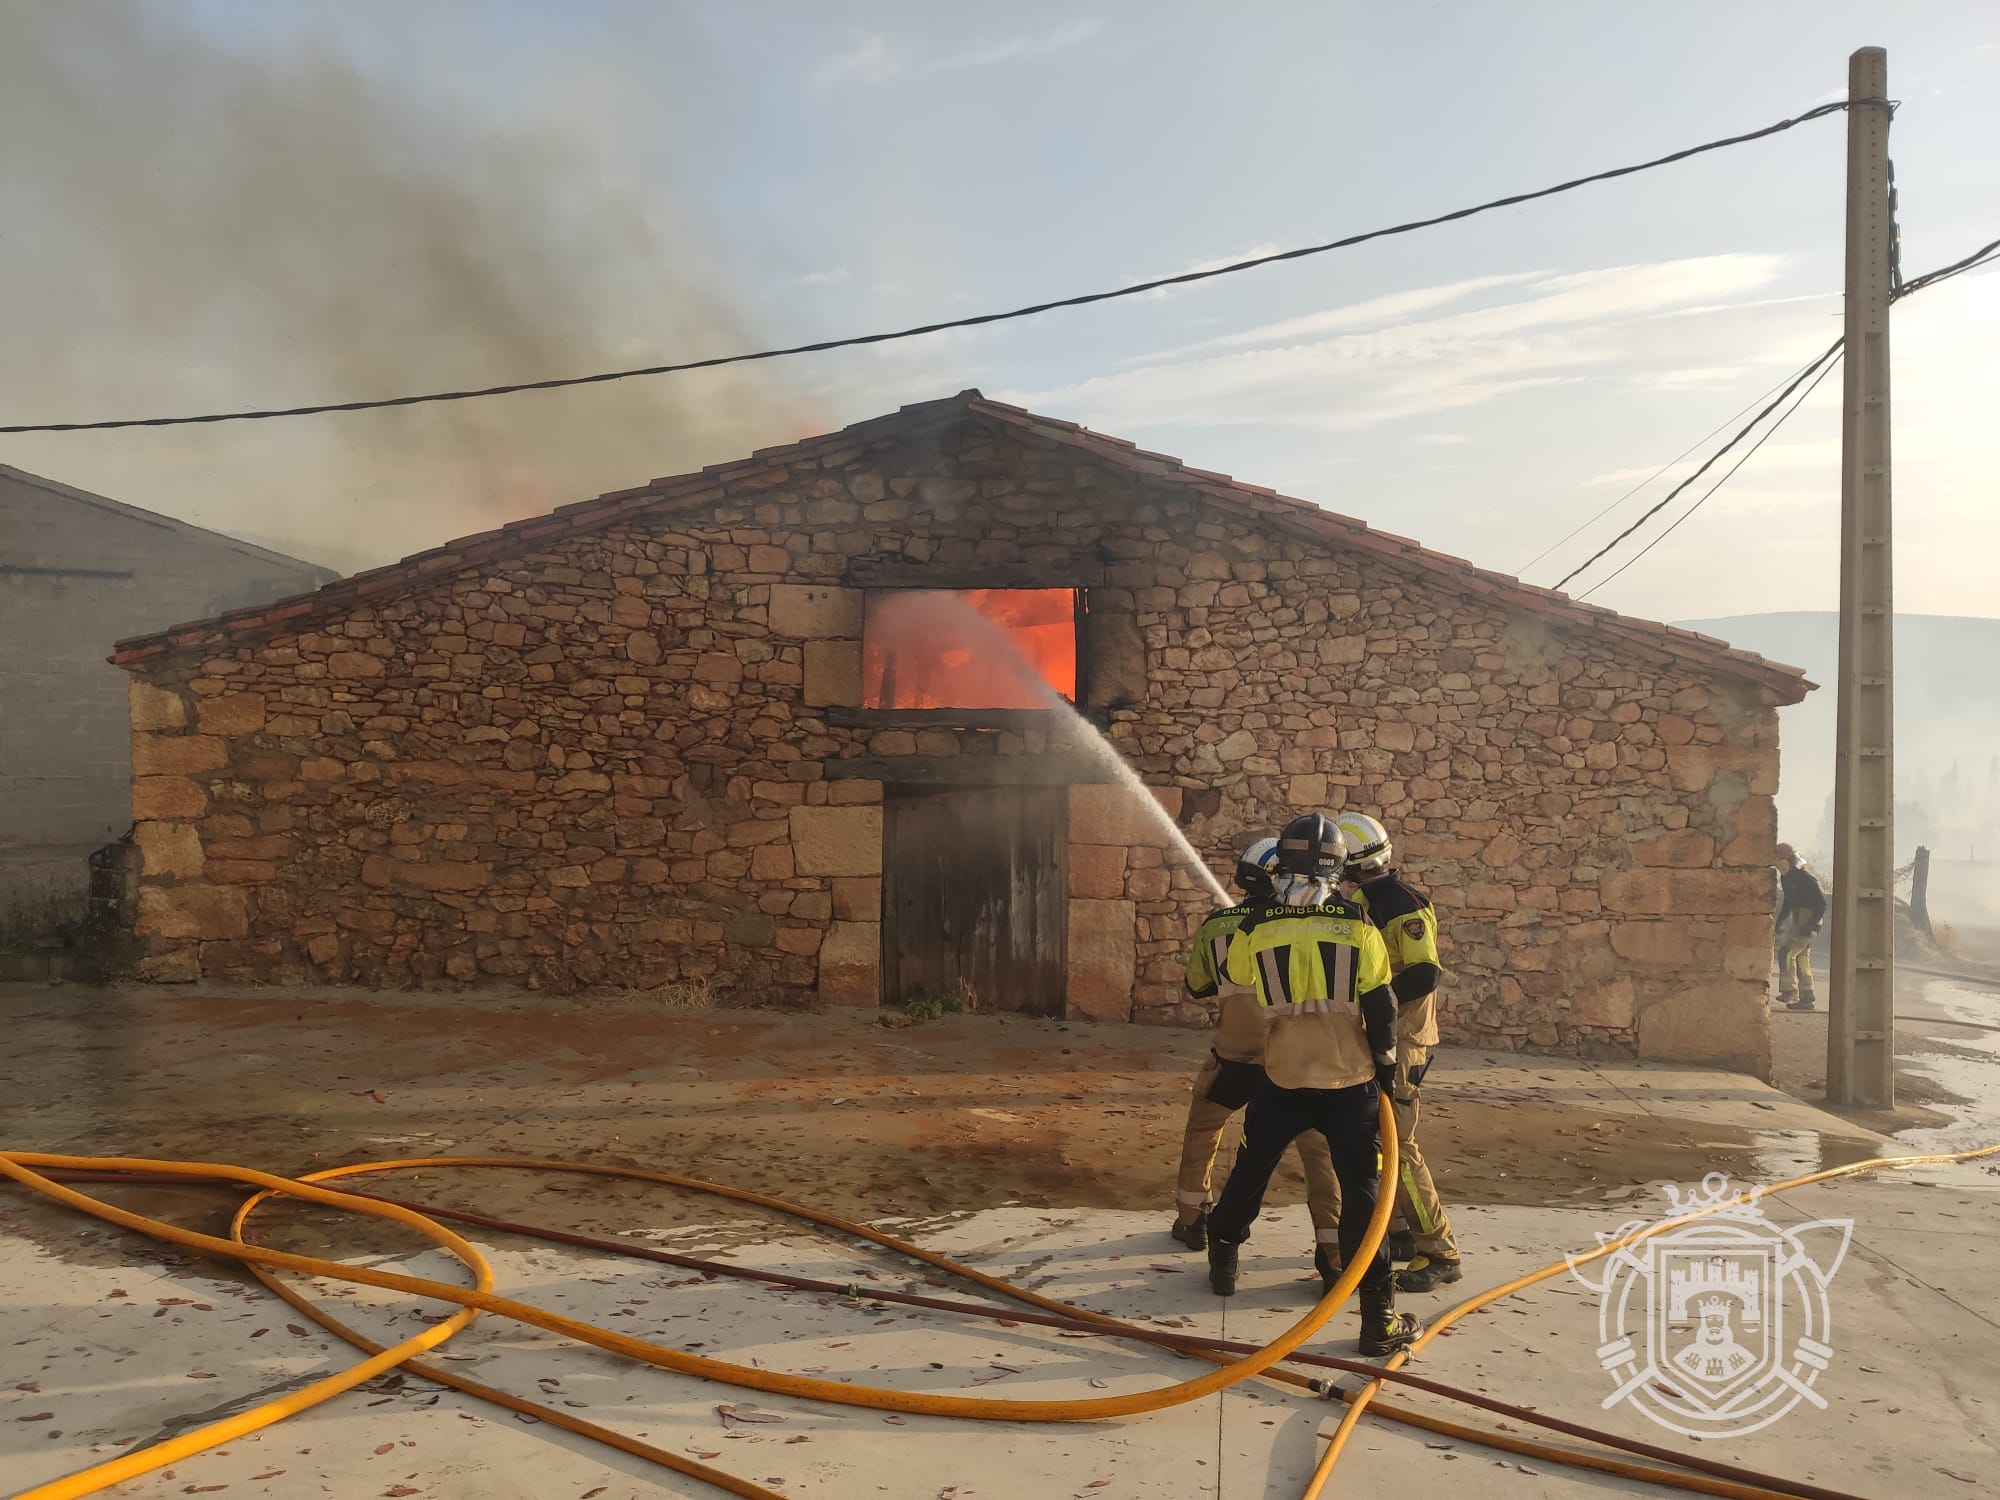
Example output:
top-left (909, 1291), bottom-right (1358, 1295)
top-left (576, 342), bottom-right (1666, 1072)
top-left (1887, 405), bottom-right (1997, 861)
top-left (1828, 46), bottom-right (1895, 1108)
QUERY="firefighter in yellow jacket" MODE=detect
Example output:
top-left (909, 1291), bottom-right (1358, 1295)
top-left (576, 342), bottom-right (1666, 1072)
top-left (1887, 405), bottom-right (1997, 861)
top-left (1206, 813), bottom-right (1423, 1357)
top-left (1336, 812), bottom-right (1461, 1292)
top-left (1174, 837), bottom-right (1347, 1289)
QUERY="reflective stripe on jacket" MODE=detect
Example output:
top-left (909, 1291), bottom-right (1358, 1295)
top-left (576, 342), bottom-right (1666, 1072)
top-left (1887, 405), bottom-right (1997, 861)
top-left (1225, 899), bottom-right (1393, 1089)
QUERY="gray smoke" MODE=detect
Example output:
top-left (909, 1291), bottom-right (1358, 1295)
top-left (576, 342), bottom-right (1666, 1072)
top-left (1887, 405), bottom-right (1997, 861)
top-left (0, 4), bottom-right (819, 569)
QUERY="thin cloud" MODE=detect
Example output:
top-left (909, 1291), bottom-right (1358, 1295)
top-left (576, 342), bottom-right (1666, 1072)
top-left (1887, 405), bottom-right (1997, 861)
top-left (1010, 255), bottom-right (1786, 435)
top-left (1579, 434), bottom-right (1836, 491)
top-left (794, 267), bottom-right (851, 286)
top-left (1640, 365), bottom-right (1748, 391)
top-left (1136, 271), bottom-right (1549, 362)
top-left (818, 20), bottom-right (1103, 86)
top-left (1128, 242), bottom-right (1285, 302)
top-left (817, 36), bottom-right (898, 86)
top-left (1651, 290), bottom-right (1837, 321)
top-left (930, 19), bottom-right (1104, 72)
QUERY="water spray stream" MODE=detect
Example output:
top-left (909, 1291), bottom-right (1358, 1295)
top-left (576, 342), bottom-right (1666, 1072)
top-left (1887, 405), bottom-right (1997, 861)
top-left (869, 593), bottom-right (1231, 907)
top-left (1053, 708), bottom-right (1232, 907)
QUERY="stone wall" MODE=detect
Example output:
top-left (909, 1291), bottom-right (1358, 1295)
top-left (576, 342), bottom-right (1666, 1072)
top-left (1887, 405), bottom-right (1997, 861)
top-left (120, 408), bottom-right (1793, 1072)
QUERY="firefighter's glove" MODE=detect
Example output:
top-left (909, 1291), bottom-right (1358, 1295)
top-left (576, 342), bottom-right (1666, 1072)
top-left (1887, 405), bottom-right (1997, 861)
top-left (1373, 1055), bottom-right (1399, 1092)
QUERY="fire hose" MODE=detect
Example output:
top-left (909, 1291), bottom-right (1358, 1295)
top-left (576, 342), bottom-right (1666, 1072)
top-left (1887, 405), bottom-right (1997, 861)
top-left (1301, 1136), bottom-right (2000, 1500)
top-left (24, 1168), bottom-right (1859, 1500)
top-left (2, 1110), bottom-right (1996, 1500)
top-left (5, 1100), bottom-right (1406, 1500)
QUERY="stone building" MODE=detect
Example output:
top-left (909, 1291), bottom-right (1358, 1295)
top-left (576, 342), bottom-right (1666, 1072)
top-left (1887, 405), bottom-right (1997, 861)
top-left (0, 464), bottom-right (336, 907)
top-left (111, 393), bottom-right (1809, 1072)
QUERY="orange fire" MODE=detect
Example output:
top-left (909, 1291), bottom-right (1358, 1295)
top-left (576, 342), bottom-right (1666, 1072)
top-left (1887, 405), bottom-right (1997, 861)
top-left (862, 588), bottom-right (1077, 709)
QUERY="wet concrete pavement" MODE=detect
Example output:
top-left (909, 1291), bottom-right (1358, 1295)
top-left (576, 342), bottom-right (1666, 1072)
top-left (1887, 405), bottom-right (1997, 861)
top-left (1768, 961), bottom-right (2000, 1151)
top-left (2, 984), bottom-right (1996, 1498)
top-left (0, 986), bottom-right (1889, 1234)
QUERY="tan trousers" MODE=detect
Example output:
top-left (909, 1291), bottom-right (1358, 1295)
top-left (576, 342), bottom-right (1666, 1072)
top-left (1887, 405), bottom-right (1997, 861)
top-left (1176, 1053), bottom-right (1342, 1245)
top-left (1389, 1054), bottom-right (1456, 1258)
top-left (1774, 912), bottom-right (1817, 1001)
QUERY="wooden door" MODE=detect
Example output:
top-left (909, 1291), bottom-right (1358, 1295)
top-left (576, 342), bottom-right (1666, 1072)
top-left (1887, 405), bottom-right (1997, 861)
top-left (882, 785), bottom-right (1067, 1015)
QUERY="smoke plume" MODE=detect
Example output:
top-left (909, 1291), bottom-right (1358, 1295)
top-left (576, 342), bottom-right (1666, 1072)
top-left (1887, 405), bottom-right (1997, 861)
top-left (0, 4), bottom-right (819, 570)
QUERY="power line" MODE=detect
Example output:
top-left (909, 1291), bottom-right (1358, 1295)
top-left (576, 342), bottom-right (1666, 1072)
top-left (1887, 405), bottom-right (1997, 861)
top-left (1549, 338), bottom-right (1846, 592)
top-left (1894, 233), bottom-right (2000, 298)
top-left (1548, 229), bottom-right (2000, 596)
top-left (1513, 366), bottom-right (1802, 577)
top-left (1577, 352), bottom-right (1843, 599)
top-left (0, 100), bottom-right (1865, 436)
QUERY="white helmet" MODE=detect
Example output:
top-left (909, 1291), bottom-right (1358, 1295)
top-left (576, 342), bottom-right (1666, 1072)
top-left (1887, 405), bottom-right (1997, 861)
top-left (1333, 813), bottom-right (1392, 877)
top-left (1234, 836), bottom-right (1279, 896)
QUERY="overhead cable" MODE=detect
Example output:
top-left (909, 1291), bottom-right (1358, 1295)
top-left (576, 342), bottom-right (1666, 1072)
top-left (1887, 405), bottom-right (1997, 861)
top-left (1893, 232), bottom-right (2000, 298)
top-left (1547, 228), bottom-right (2000, 595)
top-left (1577, 352), bottom-right (1844, 599)
top-left (0, 100), bottom-right (1866, 435)
top-left (1548, 339), bottom-right (1846, 593)
top-left (1513, 366), bottom-right (1804, 576)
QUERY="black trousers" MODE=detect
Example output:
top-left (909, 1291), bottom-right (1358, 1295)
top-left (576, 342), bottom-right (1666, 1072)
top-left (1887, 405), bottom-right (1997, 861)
top-left (1208, 1075), bottom-right (1390, 1295)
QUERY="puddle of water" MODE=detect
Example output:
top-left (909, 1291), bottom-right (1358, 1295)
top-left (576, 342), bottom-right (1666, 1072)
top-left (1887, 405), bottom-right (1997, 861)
top-left (1750, 1128), bottom-right (1883, 1182)
top-left (1897, 980), bottom-right (2000, 1159)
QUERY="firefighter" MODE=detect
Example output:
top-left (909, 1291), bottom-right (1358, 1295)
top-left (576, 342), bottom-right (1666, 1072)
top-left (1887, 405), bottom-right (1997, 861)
top-left (1205, 813), bottom-right (1423, 1358)
top-left (1175, 837), bottom-right (1347, 1289)
top-left (1335, 812), bottom-right (1461, 1294)
top-left (1773, 843), bottom-right (1826, 1010)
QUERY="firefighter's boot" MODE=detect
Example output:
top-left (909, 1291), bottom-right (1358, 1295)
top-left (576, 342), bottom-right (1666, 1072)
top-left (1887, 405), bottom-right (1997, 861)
top-left (1358, 1287), bottom-right (1424, 1357)
top-left (1170, 1207), bottom-right (1209, 1251)
top-left (1208, 1242), bottom-right (1239, 1297)
top-left (1394, 1253), bottom-right (1463, 1293)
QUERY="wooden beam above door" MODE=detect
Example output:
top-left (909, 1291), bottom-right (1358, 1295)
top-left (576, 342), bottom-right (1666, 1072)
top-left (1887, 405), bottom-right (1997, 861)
top-left (824, 754), bottom-right (1117, 787)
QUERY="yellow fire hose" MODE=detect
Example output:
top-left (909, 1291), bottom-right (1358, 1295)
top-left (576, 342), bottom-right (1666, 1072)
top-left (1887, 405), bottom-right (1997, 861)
top-left (1, 1098), bottom-right (1401, 1500)
top-left (27, 1160), bottom-right (1860, 1500)
top-left (3, 1113), bottom-right (1995, 1500)
top-left (1302, 1137), bottom-right (2000, 1500)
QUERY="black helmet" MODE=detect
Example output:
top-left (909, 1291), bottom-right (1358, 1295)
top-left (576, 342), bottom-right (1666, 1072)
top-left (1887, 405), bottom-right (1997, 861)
top-left (1276, 812), bottom-right (1346, 880)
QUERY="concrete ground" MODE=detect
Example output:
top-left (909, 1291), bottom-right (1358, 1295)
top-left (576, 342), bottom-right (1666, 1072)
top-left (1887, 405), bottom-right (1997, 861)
top-left (2, 985), bottom-right (1996, 1499)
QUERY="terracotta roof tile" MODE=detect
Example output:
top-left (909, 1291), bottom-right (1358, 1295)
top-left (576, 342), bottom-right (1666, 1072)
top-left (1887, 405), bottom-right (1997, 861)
top-left (1365, 529), bottom-right (1422, 550)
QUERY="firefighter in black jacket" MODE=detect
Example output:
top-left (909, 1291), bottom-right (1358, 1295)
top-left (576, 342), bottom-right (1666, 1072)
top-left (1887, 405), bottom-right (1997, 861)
top-left (1174, 838), bottom-right (1344, 1264)
top-left (1774, 843), bottom-right (1826, 1010)
top-left (1336, 812), bottom-right (1461, 1292)
top-left (1205, 812), bottom-right (1424, 1358)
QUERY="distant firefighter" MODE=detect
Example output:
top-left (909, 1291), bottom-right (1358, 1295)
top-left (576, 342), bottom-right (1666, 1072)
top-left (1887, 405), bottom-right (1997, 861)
top-left (1773, 843), bottom-right (1826, 1011)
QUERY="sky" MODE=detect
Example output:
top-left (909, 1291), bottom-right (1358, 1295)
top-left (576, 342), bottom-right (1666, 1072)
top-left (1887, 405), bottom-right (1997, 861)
top-left (1, 1), bottom-right (1995, 629)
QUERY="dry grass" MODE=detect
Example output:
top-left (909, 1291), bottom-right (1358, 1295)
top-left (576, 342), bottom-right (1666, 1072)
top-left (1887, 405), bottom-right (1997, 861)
top-left (646, 973), bottom-right (717, 1013)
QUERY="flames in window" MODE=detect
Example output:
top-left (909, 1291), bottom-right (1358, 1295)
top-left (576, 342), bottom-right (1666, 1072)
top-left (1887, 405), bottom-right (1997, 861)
top-left (861, 588), bottom-right (1078, 709)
